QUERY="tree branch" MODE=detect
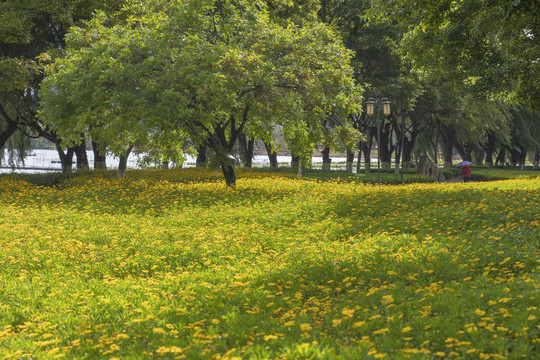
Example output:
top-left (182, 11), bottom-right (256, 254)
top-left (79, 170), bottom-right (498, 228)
top-left (0, 103), bottom-right (16, 125)
top-left (228, 104), bottom-right (250, 152)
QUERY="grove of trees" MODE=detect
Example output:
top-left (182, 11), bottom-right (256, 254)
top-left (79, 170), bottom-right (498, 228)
top-left (1, 0), bottom-right (539, 184)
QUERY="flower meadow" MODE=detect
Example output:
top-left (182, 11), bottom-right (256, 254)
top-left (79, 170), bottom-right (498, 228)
top-left (0, 170), bottom-right (539, 359)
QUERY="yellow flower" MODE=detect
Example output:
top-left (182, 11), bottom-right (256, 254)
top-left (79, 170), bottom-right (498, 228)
top-left (47, 348), bottom-right (61, 356)
top-left (373, 328), bottom-right (390, 335)
top-left (341, 308), bottom-right (355, 318)
top-left (402, 326), bottom-right (412, 333)
top-left (153, 328), bottom-right (167, 334)
top-left (156, 346), bottom-right (183, 354)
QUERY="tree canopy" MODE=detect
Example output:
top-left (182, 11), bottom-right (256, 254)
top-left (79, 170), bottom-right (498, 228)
top-left (368, 0), bottom-right (540, 109)
top-left (39, 0), bottom-right (362, 185)
top-left (0, 0), bottom-right (126, 165)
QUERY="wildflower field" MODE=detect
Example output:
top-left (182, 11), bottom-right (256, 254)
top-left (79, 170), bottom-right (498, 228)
top-left (0, 169), bottom-right (539, 359)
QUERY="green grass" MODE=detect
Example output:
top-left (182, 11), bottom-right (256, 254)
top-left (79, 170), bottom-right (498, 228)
top-left (0, 169), bottom-right (539, 359)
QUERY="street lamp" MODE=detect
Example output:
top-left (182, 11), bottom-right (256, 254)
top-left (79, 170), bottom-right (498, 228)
top-left (366, 98), bottom-right (391, 184)
top-left (398, 111), bottom-right (411, 183)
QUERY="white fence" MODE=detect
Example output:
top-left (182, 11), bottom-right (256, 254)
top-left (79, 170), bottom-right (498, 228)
top-left (2, 149), bottom-right (367, 174)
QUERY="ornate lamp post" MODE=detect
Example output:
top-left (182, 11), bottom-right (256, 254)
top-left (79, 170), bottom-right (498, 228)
top-left (366, 98), bottom-right (391, 184)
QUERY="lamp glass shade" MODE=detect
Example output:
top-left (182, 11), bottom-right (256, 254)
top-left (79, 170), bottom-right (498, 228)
top-left (399, 115), bottom-right (410, 125)
top-left (366, 100), bottom-right (375, 115)
top-left (382, 99), bottom-right (391, 115)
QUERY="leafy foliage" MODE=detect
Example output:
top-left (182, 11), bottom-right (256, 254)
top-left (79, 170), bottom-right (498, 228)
top-left (0, 0), bottom-right (127, 166)
top-left (39, 0), bottom-right (362, 185)
top-left (367, 0), bottom-right (540, 109)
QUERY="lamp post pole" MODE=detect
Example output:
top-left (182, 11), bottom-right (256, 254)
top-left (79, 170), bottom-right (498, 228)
top-left (401, 110), bottom-right (406, 183)
top-left (367, 98), bottom-right (391, 185)
top-left (377, 104), bottom-right (381, 184)
top-left (400, 110), bottom-right (411, 183)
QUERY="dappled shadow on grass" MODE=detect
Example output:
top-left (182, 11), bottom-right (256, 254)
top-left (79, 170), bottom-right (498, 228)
top-left (240, 229), bottom-right (539, 357)
top-left (325, 183), bottom-right (540, 240)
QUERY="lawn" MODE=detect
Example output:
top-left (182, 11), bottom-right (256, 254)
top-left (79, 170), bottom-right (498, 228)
top-left (0, 169), bottom-right (539, 359)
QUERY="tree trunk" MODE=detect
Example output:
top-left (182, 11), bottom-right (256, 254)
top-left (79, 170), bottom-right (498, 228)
top-left (443, 150), bottom-right (453, 168)
top-left (246, 137), bottom-right (254, 168)
top-left (484, 132), bottom-right (496, 168)
top-left (432, 143), bottom-right (439, 165)
top-left (534, 147), bottom-right (539, 169)
top-left (440, 125), bottom-right (455, 168)
top-left (73, 140), bottom-right (89, 171)
top-left (485, 152), bottom-right (493, 167)
top-left (55, 144), bottom-right (74, 173)
top-left (356, 139), bottom-right (365, 173)
top-left (510, 148), bottom-right (520, 167)
top-left (207, 105), bottom-right (248, 186)
top-left (117, 146), bottom-right (133, 178)
top-left (239, 134), bottom-right (247, 162)
top-left (291, 154), bottom-right (300, 168)
top-left (403, 131), bottom-right (416, 170)
top-left (265, 142), bottom-right (278, 168)
top-left (517, 145), bottom-right (527, 170)
top-left (472, 148), bottom-right (484, 166)
top-left (362, 142), bottom-right (372, 173)
top-left (346, 150), bottom-right (354, 173)
top-left (495, 147), bottom-right (506, 166)
top-left (239, 134), bottom-right (254, 168)
top-left (321, 146), bottom-right (331, 171)
top-left (455, 139), bottom-right (474, 163)
top-left (196, 145), bottom-right (206, 167)
top-left (380, 123), bottom-right (394, 169)
top-left (432, 119), bottom-right (441, 164)
top-left (92, 140), bottom-right (107, 170)
top-left (221, 164), bottom-right (236, 187)
top-left (394, 145), bottom-right (400, 174)
top-left (0, 119), bottom-right (18, 153)
top-left (117, 156), bottom-right (128, 178)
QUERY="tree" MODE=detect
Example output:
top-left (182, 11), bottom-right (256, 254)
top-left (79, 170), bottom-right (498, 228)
top-left (368, 0), bottom-right (540, 109)
top-left (317, 0), bottom-right (423, 173)
top-left (505, 106), bottom-right (540, 169)
top-left (0, 0), bottom-right (126, 168)
top-left (40, 0), bottom-right (362, 186)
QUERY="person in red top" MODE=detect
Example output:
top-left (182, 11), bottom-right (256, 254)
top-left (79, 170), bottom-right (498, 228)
top-left (461, 165), bottom-right (471, 182)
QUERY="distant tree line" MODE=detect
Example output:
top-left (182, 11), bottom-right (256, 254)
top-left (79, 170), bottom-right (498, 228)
top-left (1, 0), bottom-right (538, 184)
